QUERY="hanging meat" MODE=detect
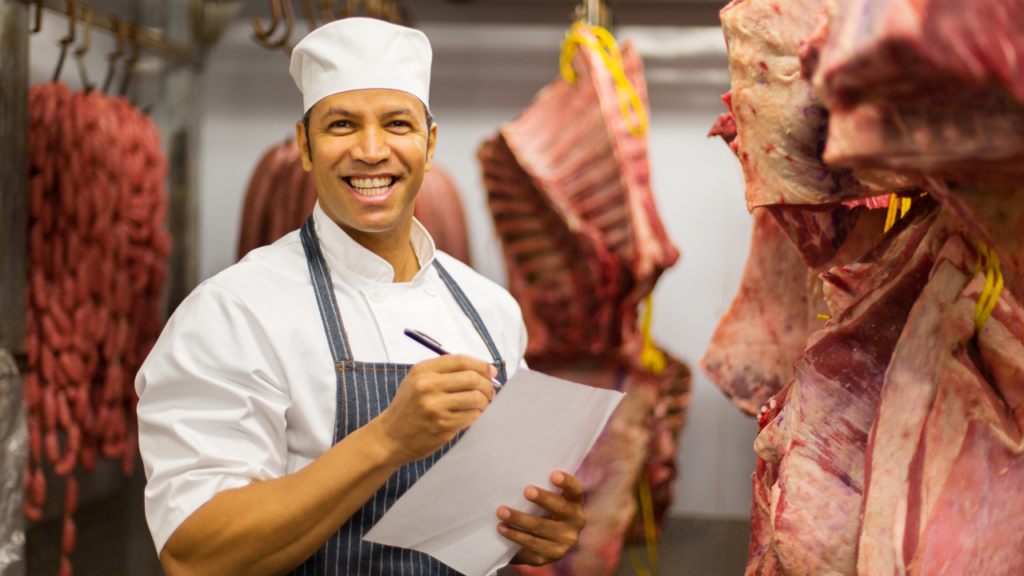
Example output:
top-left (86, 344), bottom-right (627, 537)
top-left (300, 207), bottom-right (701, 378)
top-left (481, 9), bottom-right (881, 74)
top-left (24, 82), bottom-right (171, 575)
top-left (705, 0), bottom-right (1024, 573)
top-left (479, 24), bottom-right (687, 576)
top-left (236, 138), bottom-right (473, 266)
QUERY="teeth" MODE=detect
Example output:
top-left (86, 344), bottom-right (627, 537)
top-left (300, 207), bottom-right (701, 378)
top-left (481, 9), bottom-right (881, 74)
top-left (348, 177), bottom-right (393, 196)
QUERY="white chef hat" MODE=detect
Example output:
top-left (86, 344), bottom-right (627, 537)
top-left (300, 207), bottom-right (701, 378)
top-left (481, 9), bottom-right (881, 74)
top-left (289, 17), bottom-right (432, 114)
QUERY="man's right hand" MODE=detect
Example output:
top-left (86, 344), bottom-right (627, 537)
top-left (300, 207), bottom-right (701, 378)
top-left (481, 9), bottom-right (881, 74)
top-left (373, 355), bottom-right (497, 465)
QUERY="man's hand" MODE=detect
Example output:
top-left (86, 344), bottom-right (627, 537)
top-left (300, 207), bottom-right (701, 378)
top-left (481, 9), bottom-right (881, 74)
top-left (373, 355), bottom-right (497, 466)
top-left (498, 471), bottom-right (586, 566)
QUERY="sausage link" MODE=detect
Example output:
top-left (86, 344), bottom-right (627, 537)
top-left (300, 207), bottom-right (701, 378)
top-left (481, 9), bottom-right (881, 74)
top-left (61, 517), bottom-right (77, 556)
top-left (65, 477), bottom-right (79, 515)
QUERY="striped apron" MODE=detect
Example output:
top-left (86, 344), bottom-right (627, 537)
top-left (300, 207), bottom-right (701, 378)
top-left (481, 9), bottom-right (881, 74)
top-left (288, 216), bottom-right (508, 576)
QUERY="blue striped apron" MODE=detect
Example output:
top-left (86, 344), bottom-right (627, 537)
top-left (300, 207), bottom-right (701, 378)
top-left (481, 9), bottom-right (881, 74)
top-left (288, 216), bottom-right (507, 576)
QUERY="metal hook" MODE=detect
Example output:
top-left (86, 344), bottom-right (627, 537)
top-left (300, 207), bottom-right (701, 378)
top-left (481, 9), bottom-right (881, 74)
top-left (318, 0), bottom-right (338, 23)
top-left (119, 23), bottom-right (140, 96)
top-left (252, 0), bottom-right (283, 45)
top-left (74, 5), bottom-right (94, 89)
top-left (275, 0), bottom-right (295, 51)
top-left (101, 19), bottom-right (125, 93)
top-left (31, 0), bottom-right (44, 34)
top-left (300, 0), bottom-right (317, 31)
top-left (52, 0), bottom-right (77, 82)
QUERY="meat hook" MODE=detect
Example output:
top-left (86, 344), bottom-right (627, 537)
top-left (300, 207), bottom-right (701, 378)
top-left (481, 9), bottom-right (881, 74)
top-left (52, 0), bottom-right (77, 82)
top-left (274, 0), bottom-right (296, 52)
top-left (74, 5), bottom-right (94, 90)
top-left (252, 0), bottom-right (282, 46)
top-left (318, 0), bottom-right (339, 24)
top-left (31, 0), bottom-right (43, 34)
top-left (101, 19), bottom-right (125, 93)
top-left (119, 23), bottom-right (140, 96)
top-left (300, 0), bottom-right (317, 31)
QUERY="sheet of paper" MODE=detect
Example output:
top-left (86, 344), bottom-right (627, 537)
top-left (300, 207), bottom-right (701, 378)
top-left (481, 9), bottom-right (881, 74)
top-left (364, 369), bottom-right (623, 576)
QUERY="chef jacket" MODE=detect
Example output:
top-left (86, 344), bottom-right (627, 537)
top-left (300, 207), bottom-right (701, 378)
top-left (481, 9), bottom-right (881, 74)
top-left (135, 202), bottom-right (529, 553)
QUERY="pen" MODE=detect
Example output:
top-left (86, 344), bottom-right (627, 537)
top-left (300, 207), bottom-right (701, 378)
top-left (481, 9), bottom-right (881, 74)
top-left (404, 328), bottom-right (503, 389)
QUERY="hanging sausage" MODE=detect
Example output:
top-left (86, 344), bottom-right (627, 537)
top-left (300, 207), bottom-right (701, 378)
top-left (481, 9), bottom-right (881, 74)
top-left (23, 81), bottom-right (171, 576)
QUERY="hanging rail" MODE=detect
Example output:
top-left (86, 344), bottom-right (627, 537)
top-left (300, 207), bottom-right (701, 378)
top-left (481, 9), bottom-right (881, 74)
top-left (25, 0), bottom-right (201, 66)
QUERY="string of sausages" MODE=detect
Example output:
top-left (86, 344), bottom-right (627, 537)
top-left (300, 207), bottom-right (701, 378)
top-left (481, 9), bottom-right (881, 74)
top-left (23, 82), bottom-right (171, 576)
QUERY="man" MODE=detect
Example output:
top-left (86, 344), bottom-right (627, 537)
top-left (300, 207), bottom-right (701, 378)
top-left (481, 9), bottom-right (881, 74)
top-left (136, 18), bottom-right (586, 576)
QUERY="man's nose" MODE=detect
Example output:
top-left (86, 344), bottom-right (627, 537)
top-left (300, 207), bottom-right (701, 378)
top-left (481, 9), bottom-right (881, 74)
top-left (350, 127), bottom-right (391, 164)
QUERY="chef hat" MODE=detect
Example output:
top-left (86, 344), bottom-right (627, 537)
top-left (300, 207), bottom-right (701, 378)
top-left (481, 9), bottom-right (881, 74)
top-left (289, 18), bottom-right (432, 114)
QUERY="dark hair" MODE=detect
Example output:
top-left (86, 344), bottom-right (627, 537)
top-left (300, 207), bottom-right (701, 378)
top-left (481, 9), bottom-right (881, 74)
top-left (302, 102), bottom-right (434, 158)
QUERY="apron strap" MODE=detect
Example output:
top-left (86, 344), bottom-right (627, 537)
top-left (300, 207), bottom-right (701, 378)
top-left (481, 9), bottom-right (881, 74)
top-left (301, 217), bottom-right (354, 364)
top-left (301, 215), bottom-right (507, 368)
top-left (432, 260), bottom-right (505, 366)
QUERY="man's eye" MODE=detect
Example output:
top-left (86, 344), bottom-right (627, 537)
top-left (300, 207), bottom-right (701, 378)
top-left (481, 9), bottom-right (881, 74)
top-left (331, 121), bottom-right (351, 128)
top-left (390, 121), bottom-right (410, 128)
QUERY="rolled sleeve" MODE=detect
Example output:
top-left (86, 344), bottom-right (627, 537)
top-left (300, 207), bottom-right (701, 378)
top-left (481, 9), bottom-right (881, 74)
top-left (136, 283), bottom-right (290, 554)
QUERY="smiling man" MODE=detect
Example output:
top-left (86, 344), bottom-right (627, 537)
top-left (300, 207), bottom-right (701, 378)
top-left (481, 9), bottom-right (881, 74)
top-left (135, 17), bottom-right (585, 576)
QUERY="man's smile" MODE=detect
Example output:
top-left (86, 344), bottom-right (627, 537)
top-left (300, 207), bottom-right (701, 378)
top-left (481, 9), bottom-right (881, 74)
top-left (344, 175), bottom-right (397, 200)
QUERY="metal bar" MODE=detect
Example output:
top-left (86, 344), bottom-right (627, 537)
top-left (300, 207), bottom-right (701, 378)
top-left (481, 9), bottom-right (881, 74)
top-left (24, 0), bottom-right (199, 66)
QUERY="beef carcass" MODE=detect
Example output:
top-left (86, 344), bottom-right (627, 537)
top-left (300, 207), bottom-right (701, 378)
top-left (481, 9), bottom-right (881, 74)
top-left (236, 139), bottom-right (473, 266)
top-left (490, 36), bottom-right (679, 362)
top-left (750, 198), bottom-right (949, 575)
top-left (719, 0), bottom-right (870, 209)
top-left (859, 243), bottom-right (1024, 576)
top-left (480, 27), bottom-right (685, 576)
top-left (812, 0), bottom-right (1024, 184)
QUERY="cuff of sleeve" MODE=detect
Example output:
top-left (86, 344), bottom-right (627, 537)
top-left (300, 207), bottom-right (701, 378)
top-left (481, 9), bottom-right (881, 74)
top-left (149, 475), bottom-right (253, 555)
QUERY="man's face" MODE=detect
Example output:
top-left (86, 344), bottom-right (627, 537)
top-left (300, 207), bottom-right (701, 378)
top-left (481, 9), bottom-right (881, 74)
top-left (297, 89), bottom-right (437, 239)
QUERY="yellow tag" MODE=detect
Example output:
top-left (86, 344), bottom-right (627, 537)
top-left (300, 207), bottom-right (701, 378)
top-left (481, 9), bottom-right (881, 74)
top-left (561, 22), bottom-right (648, 137)
top-left (974, 243), bottom-right (1004, 332)
top-left (628, 469), bottom-right (660, 576)
top-left (639, 294), bottom-right (666, 375)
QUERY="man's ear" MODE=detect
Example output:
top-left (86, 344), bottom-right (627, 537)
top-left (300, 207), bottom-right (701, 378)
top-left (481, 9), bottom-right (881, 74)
top-left (424, 123), bottom-right (438, 173)
top-left (296, 120), bottom-right (312, 171)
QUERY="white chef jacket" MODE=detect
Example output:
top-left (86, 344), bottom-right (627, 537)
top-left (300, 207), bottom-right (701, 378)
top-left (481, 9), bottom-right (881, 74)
top-left (136, 202), bottom-right (528, 553)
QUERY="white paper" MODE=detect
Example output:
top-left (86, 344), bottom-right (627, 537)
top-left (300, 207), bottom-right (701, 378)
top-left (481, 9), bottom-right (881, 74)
top-left (364, 369), bottom-right (624, 576)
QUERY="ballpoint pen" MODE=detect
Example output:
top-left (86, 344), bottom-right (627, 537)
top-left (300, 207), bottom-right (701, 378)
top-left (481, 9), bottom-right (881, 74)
top-left (404, 328), bottom-right (503, 389)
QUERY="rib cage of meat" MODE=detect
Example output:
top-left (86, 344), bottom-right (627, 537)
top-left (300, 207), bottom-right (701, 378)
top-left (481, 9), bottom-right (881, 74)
top-left (236, 139), bottom-right (473, 266)
top-left (479, 33), bottom-right (686, 576)
top-left (24, 82), bottom-right (172, 576)
top-left (484, 38), bottom-right (678, 362)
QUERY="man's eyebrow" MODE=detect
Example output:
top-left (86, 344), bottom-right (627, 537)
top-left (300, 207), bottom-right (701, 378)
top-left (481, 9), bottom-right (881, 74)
top-left (320, 107), bottom-right (357, 120)
top-left (380, 109), bottom-right (415, 120)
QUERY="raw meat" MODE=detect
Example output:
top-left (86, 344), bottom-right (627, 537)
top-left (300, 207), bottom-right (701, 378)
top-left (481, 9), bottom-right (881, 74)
top-left (236, 139), bottom-right (473, 266)
top-left (812, 0), bottom-right (1024, 183)
top-left (481, 37), bottom-right (678, 362)
top-left (480, 28), bottom-right (685, 576)
top-left (702, 205), bottom-right (885, 416)
top-left (750, 198), bottom-right (947, 576)
top-left (861, 250), bottom-right (1024, 576)
top-left (924, 179), bottom-right (1024, 301)
top-left (700, 209), bottom-right (809, 416)
top-left (766, 204), bottom-right (860, 269)
top-left (719, 0), bottom-right (869, 209)
top-left (517, 355), bottom-right (691, 576)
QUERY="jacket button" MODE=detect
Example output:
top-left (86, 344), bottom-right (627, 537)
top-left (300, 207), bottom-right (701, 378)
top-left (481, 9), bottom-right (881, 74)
top-left (370, 291), bottom-right (383, 302)
top-left (425, 286), bottom-right (437, 297)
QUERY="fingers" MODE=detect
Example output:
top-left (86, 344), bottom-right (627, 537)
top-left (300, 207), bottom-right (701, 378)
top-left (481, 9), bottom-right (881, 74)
top-left (413, 354), bottom-right (497, 379)
top-left (552, 471), bottom-right (584, 504)
top-left (495, 481), bottom-right (587, 567)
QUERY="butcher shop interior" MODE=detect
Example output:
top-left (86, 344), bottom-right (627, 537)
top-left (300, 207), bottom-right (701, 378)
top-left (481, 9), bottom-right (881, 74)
top-left (1, 0), bottom-right (1022, 574)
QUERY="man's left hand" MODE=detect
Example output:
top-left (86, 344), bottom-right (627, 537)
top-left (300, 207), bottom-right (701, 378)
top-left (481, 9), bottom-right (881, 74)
top-left (497, 471), bottom-right (586, 566)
